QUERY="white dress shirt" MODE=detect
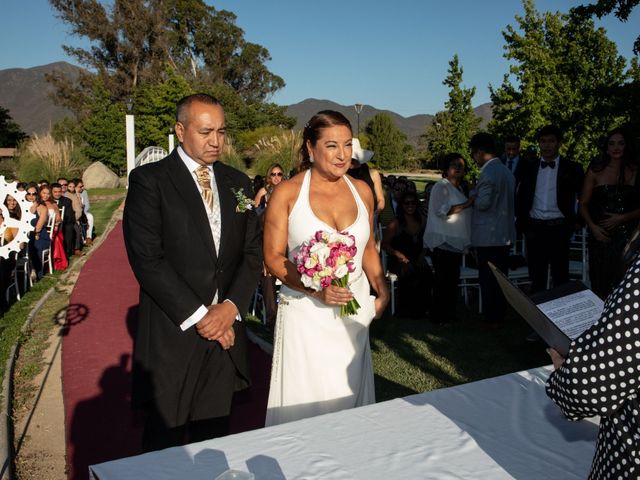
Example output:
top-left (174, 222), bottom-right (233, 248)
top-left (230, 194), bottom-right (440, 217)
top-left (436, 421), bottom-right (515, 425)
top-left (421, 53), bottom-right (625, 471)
top-left (176, 146), bottom-right (239, 331)
top-left (530, 155), bottom-right (563, 220)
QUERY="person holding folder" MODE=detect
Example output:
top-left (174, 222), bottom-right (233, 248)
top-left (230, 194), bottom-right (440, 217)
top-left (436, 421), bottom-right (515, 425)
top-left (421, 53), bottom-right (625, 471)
top-left (546, 235), bottom-right (640, 479)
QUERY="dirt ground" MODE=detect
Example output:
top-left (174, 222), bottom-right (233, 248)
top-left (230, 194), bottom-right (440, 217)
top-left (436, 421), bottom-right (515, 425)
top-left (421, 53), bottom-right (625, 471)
top-left (13, 324), bottom-right (66, 479)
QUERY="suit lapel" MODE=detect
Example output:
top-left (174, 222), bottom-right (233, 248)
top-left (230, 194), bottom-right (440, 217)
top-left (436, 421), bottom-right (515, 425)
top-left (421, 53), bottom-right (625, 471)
top-left (167, 152), bottom-right (218, 264)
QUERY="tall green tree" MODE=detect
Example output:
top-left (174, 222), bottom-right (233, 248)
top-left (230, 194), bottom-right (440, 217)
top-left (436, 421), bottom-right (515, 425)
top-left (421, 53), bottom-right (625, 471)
top-left (571, 0), bottom-right (640, 54)
top-left (365, 113), bottom-right (408, 171)
top-left (423, 55), bottom-right (480, 175)
top-left (47, 0), bottom-right (284, 110)
top-left (0, 107), bottom-right (27, 147)
top-left (443, 55), bottom-right (481, 155)
top-left (489, 0), bottom-right (628, 165)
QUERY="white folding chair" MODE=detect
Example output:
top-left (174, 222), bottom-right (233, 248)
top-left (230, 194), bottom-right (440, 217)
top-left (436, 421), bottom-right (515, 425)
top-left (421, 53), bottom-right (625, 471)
top-left (458, 253), bottom-right (482, 313)
top-left (41, 213), bottom-right (56, 275)
top-left (569, 227), bottom-right (589, 285)
top-left (508, 238), bottom-right (530, 287)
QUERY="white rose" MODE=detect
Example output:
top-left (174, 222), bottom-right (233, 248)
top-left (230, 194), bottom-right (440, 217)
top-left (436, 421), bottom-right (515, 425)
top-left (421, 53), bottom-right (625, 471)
top-left (334, 264), bottom-right (348, 279)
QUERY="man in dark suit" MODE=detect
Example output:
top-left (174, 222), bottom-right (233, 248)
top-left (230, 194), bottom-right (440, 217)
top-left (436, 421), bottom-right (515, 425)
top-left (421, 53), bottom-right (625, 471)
top-left (515, 125), bottom-right (584, 293)
top-left (123, 93), bottom-right (262, 452)
top-left (501, 135), bottom-right (525, 186)
top-left (51, 182), bottom-right (74, 257)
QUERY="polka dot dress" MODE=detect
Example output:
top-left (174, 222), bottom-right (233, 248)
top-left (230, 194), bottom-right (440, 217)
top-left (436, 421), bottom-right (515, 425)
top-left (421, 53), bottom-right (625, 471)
top-left (546, 254), bottom-right (640, 480)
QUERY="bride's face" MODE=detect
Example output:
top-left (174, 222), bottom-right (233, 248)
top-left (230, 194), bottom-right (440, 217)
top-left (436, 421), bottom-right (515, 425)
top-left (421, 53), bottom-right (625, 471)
top-left (307, 125), bottom-right (353, 179)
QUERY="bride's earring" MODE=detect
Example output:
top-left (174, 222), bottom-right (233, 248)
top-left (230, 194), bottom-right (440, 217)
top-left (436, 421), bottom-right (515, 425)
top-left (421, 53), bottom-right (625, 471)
top-left (309, 155), bottom-right (315, 163)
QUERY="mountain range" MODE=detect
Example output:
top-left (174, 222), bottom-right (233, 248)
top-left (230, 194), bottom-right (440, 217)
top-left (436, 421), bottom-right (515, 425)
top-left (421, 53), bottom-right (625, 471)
top-left (0, 62), bottom-right (492, 143)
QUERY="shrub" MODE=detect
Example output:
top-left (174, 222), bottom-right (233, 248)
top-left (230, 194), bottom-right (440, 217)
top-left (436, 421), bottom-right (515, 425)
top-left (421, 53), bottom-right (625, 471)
top-left (16, 134), bottom-right (87, 182)
top-left (251, 130), bottom-right (301, 177)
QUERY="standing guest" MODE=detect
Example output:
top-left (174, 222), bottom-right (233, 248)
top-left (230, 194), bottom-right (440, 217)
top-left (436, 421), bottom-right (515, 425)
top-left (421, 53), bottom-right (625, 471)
top-left (253, 163), bottom-right (286, 330)
top-left (39, 185), bottom-right (66, 270)
top-left (123, 93), bottom-right (262, 452)
top-left (469, 133), bottom-right (515, 327)
top-left (26, 185), bottom-right (50, 279)
top-left (263, 110), bottom-right (389, 426)
top-left (515, 125), bottom-right (584, 293)
top-left (51, 183), bottom-right (75, 259)
top-left (382, 191), bottom-right (432, 318)
top-left (77, 180), bottom-right (94, 245)
top-left (424, 153), bottom-right (474, 325)
top-left (65, 179), bottom-right (84, 256)
top-left (502, 135), bottom-right (522, 180)
top-left (580, 128), bottom-right (640, 299)
top-left (348, 138), bottom-right (385, 213)
top-left (546, 235), bottom-right (640, 480)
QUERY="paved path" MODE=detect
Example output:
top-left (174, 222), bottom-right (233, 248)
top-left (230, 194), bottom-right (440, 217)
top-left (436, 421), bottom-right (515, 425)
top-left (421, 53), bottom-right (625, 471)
top-left (61, 222), bottom-right (270, 480)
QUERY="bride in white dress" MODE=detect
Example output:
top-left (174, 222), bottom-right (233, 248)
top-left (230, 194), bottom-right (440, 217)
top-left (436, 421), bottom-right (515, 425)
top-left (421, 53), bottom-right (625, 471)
top-left (263, 111), bottom-right (390, 426)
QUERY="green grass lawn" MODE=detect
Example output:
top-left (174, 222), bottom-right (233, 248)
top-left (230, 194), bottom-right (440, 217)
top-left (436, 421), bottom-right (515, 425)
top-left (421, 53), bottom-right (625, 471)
top-left (89, 188), bottom-right (125, 237)
top-left (247, 299), bottom-right (550, 403)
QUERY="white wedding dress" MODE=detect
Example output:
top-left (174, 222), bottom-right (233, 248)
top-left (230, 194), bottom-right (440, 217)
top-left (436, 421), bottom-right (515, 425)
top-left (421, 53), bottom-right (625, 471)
top-left (265, 169), bottom-right (377, 426)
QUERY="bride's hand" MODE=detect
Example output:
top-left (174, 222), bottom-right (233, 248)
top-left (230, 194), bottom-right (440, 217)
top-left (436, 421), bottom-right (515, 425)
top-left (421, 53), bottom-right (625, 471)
top-left (315, 285), bottom-right (353, 306)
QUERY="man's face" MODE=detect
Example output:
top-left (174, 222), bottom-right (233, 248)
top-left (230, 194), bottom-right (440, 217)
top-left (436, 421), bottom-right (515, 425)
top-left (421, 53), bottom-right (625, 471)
top-left (538, 135), bottom-right (560, 161)
top-left (175, 102), bottom-right (226, 166)
top-left (505, 141), bottom-right (520, 160)
top-left (52, 187), bottom-right (62, 200)
top-left (77, 182), bottom-right (84, 192)
top-left (59, 180), bottom-right (68, 193)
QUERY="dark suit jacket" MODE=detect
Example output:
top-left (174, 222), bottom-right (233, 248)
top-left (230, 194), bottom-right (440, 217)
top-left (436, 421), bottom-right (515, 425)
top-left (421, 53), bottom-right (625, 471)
top-left (515, 156), bottom-right (584, 231)
top-left (123, 150), bottom-right (262, 410)
top-left (56, 196), bottom-right (74, 225)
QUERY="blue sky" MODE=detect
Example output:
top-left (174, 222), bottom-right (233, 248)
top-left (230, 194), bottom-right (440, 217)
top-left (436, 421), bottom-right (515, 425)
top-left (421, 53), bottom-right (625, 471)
top-left (1, 0), bottom-right (638, 116)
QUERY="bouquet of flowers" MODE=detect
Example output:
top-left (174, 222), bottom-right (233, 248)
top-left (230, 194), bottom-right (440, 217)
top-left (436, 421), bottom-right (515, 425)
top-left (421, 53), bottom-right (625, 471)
top-left (294, 230), bottom-right (360, 317)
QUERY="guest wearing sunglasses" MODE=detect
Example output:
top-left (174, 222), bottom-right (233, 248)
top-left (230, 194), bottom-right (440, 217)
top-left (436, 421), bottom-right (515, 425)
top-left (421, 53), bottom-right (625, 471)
top-left (254, 163), bottom-right (284, 214)
top-left (382, 191), bottom-right (433, 318)
top-left (254, 163), bottom-right (285, 330)
top-left (26, 184), bottom-right (51, 279)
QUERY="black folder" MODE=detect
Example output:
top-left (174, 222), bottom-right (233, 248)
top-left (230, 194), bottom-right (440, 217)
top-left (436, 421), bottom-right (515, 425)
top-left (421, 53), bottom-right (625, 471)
top-left (488, 262), bottom-right (597, 356)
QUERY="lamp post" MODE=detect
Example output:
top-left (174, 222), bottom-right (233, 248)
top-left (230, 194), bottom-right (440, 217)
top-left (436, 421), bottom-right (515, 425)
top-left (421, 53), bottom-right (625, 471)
top-left (125, 98), bottom-right (136, 181)
top-left (354, 103), bottom-right (364, 137)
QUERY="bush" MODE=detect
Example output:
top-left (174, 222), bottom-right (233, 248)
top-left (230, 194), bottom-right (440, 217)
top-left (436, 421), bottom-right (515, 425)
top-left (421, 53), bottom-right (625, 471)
top-left (16, 134), bottom-right (88, 182)
top-left (251, 130), bottom-right (301, 177)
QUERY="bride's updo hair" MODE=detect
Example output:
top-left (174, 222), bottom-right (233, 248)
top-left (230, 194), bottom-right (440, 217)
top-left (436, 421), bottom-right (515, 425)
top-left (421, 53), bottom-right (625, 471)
top-left (298, 110), bottom-right (352, 172)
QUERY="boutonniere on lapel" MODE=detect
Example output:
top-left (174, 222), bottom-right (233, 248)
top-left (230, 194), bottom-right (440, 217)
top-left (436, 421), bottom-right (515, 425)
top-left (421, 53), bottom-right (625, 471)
top-left (233, 188), bottom-right (254, 213)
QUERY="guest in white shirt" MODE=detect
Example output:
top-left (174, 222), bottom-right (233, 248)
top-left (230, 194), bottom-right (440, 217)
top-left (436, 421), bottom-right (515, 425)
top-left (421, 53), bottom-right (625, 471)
top-left (424, 153), bottom-right (474, 324)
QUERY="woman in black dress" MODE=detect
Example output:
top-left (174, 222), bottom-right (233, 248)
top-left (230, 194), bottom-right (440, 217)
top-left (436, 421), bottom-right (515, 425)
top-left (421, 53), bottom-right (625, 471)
top-left (382, 191), bottom-right (432, 318)
top-left (580, 128), bottom-right (640, 299)
top-left (546, 233), bottom-right (640, 479)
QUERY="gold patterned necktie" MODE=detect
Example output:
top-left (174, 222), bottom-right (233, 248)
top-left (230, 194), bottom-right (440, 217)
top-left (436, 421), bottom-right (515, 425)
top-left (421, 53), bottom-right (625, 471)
top-left (195, 165), bottom-right (214, 211)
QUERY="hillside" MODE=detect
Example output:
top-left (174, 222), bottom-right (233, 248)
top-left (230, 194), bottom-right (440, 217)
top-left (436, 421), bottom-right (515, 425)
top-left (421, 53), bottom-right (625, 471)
top-left (0, 62), bottom-right (82, 134)
top-left (0, 63), bottom-right (493, 142)
top-left (286, 99), bottom-right (492, 144)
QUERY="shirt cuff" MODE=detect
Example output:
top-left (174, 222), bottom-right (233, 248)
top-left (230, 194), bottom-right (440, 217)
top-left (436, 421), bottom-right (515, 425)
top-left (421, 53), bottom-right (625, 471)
top-left (224, 299), bottom-right (242, 322)
top-left (180, 305), bottom-right (208, 331)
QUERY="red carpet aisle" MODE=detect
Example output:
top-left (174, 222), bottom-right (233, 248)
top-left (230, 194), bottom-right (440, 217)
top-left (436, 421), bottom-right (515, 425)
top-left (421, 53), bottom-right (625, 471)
top-left (61, 221), bottom-right (271, 480)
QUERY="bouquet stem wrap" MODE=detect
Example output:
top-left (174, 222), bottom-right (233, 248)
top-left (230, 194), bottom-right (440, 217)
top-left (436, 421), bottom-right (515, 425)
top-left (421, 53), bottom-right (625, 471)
top-left (332, 274), bottom-right (360, 317)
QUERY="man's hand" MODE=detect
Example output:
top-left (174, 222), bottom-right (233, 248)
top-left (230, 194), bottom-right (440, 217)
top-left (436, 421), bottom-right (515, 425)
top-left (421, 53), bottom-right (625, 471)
top-left (196, 302), bottom-right (238, 343)
top-left (216, 327), bottom-right (235, 350)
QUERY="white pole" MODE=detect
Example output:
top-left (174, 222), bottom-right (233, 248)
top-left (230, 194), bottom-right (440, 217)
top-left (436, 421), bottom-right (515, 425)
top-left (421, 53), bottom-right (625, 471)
top-left (168, 134), bottom-right (175, 153)
top-left (126, 114), bottom-right (136, 182)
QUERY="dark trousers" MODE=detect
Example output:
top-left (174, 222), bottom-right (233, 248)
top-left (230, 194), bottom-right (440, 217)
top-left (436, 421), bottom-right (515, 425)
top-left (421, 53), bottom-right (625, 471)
top-left (524, 221), bottom-right (571, 293)
top-left (476, 245), bottom-right (510, 324)
top-left (63, 222), bottom-right (75, 257)
top-left (431, 248), bottom-right (462, 323)
top-left (260, 274), bottom-right (278, 328)
top-left (141, 342), bottom-right (237, 453)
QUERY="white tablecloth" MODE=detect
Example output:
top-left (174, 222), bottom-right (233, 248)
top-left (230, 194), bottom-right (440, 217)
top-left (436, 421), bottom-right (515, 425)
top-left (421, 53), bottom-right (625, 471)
top-left (90, 366), bottom-right (598, 479)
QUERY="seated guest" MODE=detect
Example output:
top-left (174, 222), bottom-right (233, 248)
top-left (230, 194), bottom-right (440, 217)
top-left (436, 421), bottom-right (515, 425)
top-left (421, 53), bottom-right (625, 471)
top-left (382, 191), bottom-right (432, 318)
top-left (39, 185), bottom-right (66, 271)
top-left (424, 153), bottom-right (474, 325)
top-left (546, 232), bottom-right (640, 480)
top-left (51, 183), bottom-right (75, 259)
top-left (26, 185), bottom-right (51, 279)
top-left (0, 206), bottom-right (19, 312)
top-left (580, 127), bottom-right (640, 299)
